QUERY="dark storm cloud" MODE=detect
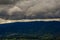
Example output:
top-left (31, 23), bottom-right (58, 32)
top-left (0, 0), bottom-right (60, 20)
top-left (0, 0), bottom-right (19, 4)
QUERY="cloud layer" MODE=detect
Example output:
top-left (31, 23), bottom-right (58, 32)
top-left (0, 0), bottom-right (60, 20)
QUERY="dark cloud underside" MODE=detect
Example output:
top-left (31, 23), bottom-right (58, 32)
top-left (0, 0), bottom-right (60, 20)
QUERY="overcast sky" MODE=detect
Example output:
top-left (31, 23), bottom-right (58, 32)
top-left (0, 0), bottom-right (60, 20)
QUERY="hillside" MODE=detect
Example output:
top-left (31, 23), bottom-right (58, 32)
top-left (0, 21), bottom-right (60, 40)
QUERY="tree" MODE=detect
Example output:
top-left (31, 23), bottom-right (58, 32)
top-left (39, 33), bottom-right (54, 40)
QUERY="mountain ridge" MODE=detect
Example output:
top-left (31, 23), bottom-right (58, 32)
top-left (0, 21), bottom-right (60, 37)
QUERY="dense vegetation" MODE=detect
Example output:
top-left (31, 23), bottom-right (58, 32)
top-left (0, 33), bottom-right (60, 40)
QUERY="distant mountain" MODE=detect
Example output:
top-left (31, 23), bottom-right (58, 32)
top-left (0, 21), bottom-right (60, 37)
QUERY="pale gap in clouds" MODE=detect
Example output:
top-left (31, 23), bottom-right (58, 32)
top-left (0, 0), bottom-right (60, 20)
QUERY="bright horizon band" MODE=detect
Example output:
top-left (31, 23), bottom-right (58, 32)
top-left (0, 19), bottom-right (60, 24)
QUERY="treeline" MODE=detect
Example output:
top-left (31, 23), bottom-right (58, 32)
top-left (0, 33), bottom-right (60, 40)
